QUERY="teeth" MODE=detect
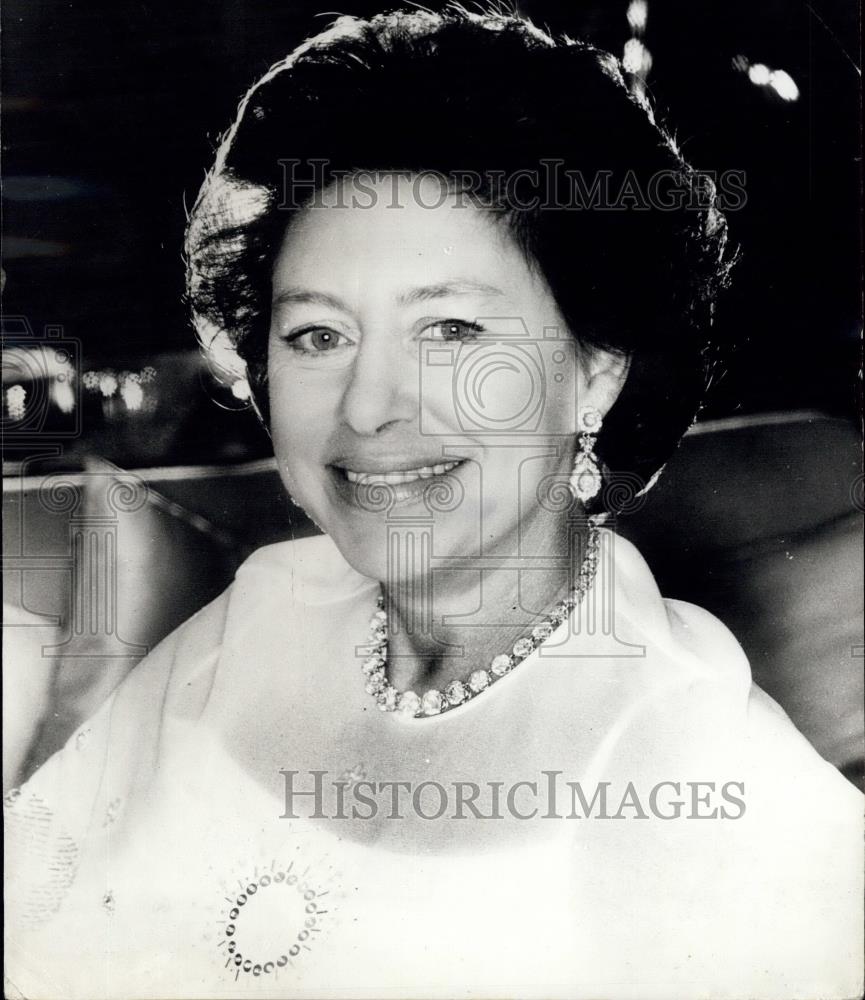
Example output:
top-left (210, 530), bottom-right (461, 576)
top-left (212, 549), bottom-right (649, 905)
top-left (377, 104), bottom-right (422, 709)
top-left (344, 461), bottom-right (460, 484)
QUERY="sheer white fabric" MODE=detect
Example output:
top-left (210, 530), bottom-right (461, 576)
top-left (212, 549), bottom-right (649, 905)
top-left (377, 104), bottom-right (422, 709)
top-left (4, 530), bottom-right (862, 999)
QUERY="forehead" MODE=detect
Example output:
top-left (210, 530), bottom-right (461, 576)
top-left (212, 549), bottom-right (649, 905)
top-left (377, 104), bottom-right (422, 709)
top-left (272, 173), bottom-right (535, 299)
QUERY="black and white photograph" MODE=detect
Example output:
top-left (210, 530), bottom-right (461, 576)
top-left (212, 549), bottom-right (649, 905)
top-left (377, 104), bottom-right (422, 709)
top-left (2, 1), bottom-right (863, 997)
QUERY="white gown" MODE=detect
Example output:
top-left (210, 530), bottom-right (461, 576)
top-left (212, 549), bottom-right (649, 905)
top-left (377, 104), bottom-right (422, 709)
top-left (4, 530), bottom-right (863, 999)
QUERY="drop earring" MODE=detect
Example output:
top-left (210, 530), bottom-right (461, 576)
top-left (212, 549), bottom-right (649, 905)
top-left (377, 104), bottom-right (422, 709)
top-left (570, 406), bottom-right (603, 504)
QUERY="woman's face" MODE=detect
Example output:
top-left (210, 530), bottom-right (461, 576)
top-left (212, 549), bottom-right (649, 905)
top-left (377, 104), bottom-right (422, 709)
top-left (268, 174), bottom-right (603, 581)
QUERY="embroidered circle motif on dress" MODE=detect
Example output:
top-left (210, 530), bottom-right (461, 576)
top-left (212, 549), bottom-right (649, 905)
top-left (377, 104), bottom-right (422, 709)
top-left (217, 862), bottom-right (330, 980)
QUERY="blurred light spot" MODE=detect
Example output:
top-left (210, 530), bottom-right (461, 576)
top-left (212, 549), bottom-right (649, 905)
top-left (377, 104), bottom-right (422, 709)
top-left (741, 58), bottom-right (799, 102)
top-left (231, 379), bottom-right (252, 401)
top-left (120, 379), bottom-right (144, 412)
top-left (82, 371), bottom-right (100, 391)
top-left (99, 373), bottom-right (118, 398)
top-left (769, 69), bottom-right (799, 101)
top-left (623, 38), bottom-right (652, 75)
top-left (140, 366), bottom-right (157, 384)
top-left (626, 0), bottom-right (648, 31)
top-left (52, 377), bottom-right (76, 414)
top-left (748, 63), bottom-right (771, 86)
top-left (2, 345), bottom-right (73, 381)
top-left (6, 384), bottom-right (27, 420)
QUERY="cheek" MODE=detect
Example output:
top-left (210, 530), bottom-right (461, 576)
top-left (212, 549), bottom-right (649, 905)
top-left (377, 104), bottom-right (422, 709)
top-left (543, 371), bottom-right (582, 436)
top-left (267, 368), bottom-right (333, 469)
top-left (473, 364), bottom-right (541, 426)
top-left (420, 346), bottom-right (563, 434)
top-left (532, 340), bottom-right (588, 439)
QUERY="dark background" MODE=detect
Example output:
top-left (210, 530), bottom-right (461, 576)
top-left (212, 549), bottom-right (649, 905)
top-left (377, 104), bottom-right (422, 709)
top-left (2, 0), bottom-right (861, 466)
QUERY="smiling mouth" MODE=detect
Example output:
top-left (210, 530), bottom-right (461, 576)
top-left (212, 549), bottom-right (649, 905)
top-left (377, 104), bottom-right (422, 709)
top-left (330, 458), bottom-right (467, 507)
top-left (340, 460), bottom-right (463, 485)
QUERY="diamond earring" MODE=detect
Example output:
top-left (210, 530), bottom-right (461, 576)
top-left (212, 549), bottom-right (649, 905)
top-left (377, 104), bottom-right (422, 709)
top-left (570, 407), bottom-right (603, 504)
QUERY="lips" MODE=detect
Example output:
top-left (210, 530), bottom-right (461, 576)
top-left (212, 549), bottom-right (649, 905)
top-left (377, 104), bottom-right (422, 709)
top-left (342, 460), bottom-right (462, 485)
top-left (329, 457), bottom-right (466, 507)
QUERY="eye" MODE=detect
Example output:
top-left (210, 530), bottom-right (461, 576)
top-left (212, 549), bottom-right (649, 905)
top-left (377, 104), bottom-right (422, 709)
top-left (425, 319), bottom-right (485, 342)
top-left (283, 326), bottom-right (349, 354)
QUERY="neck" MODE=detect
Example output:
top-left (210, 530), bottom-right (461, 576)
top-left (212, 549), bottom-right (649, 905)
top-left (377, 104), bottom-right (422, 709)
top-left (382, 510), bottom-right (590, 693)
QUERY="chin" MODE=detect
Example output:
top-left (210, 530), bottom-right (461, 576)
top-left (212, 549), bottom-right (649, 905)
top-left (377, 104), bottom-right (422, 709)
top-left (319, 511), bottom-right (384, 573)
top-left (326, 506), bottom-right (477, 586)
top-left (329, 533), bottom-right (389, 583)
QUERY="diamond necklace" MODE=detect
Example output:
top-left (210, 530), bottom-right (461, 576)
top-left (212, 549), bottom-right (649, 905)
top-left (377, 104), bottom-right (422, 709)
top-left (360, 522), bottom-right (602, 718)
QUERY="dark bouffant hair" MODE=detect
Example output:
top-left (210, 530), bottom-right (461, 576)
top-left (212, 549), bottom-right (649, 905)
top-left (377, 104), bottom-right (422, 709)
top-left (185, 5), bottom-right (735, 509)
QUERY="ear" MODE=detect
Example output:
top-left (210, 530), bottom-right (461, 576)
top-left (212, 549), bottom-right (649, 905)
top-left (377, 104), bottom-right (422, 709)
top-left (580, 347), bottom-right (630, 421)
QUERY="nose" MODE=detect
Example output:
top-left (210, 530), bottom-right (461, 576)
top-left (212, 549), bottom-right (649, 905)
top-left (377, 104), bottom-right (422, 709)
top-left (339, 331), bottom-right (416, 436)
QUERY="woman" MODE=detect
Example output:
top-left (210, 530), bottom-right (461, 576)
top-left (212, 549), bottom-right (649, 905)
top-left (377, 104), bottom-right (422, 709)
top-left (5, 8), bottom-right (862, 998)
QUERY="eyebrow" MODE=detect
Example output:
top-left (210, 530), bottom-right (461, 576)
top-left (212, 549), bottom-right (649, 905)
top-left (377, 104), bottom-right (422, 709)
top-left (399, 280), bottom-right (505, 305)
top-left (271, 279), bottom-right (505, 311)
